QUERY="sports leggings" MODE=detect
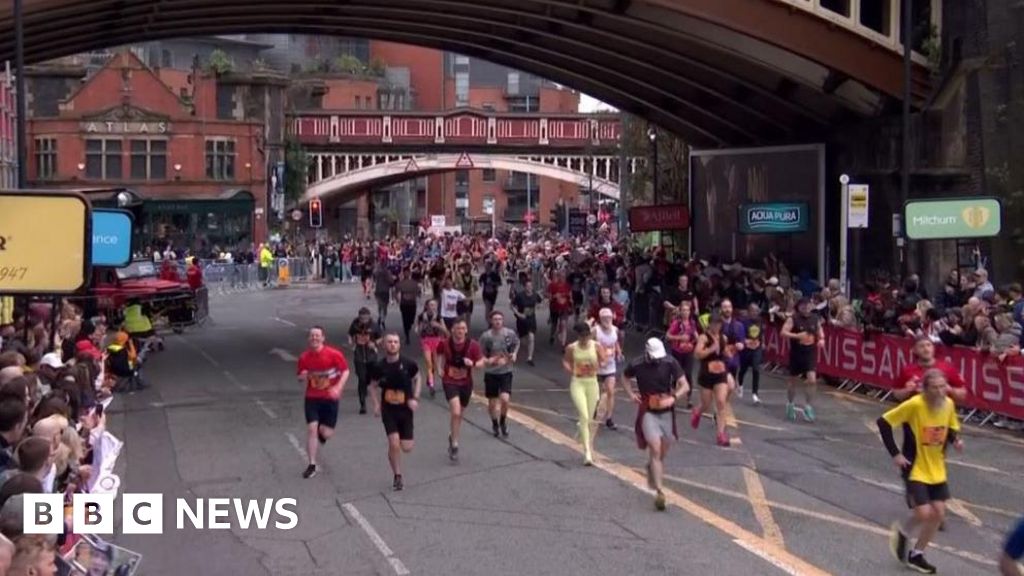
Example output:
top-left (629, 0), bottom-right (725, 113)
top-left (570, 377), bottom-right (600, 455)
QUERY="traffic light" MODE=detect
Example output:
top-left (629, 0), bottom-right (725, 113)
top-left (551, 204), bottom-right (566, 232)
top-left (309, 198), bottom-right (323, 228)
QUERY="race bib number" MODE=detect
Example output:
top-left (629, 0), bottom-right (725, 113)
top-left (308, 374), bottom-right (332, 391)
top-left (647, 394), bottom-right (676, 411)
top-left (444, 301), bottom-right (457, 314)
top-left (448, 367), bottom-right (468, 380)
top-left (798, 333), bottom-right (816, 346)
top-left (384, 389), bottom-right (406, 405)
top-left (921, 426), bottom-right (947, 447)
top-left (708, 360), bottom-right (727, 375)
top-left (575, 362), bottom-right (597, 378)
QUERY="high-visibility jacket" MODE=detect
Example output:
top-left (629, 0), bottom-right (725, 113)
top-left (259, 248), bottom-right (274, 268)
top-left (123, 304), bottom-right (153, 334)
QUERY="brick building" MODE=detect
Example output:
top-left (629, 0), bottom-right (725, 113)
top-left (25, 51), bottom-right (286, 252)
top-left (0, 64), bottom-right (16, 189)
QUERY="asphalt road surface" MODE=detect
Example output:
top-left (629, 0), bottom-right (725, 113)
top-left (105, 283), bottom-right (1024, 576)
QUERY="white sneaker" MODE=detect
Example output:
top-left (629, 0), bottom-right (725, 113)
top-left (736, 385), bottom-right (744, 399)
top-left (752, 393), bottom-right (761, 405)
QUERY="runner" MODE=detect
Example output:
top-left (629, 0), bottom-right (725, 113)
top-left (296, 326), bottom-right (350, 479)
top-left (454, 261), bottom-right (479, 326)
top-left (780, 297), bottom-right (825, 422)
top-left (691, 314), bottom-right (735, 447)
top-left (395, 267), bottom-right (422, 345)
top-left (664, 302), bottom-right (698, 409)
top-left (593, 308), bottom-right (623, 430)
top-left (417, 299), bottom-right (448, 398)
top-left (548, 271), bottom-right (573, 348)
top-left (563, 321), bottom-right (606, 466)
top-left (479, 311), bottom-right (520, 438)
top-left (511, 279), bottom-right (543, 366)
top-left (739, 303), bottom-right (764, 405)
top-left (622, 338), bottom-right (689, 511)
top-left (368, 333), bottom-right (421, 491)
top-left (893, 337), bottom-right (968, 403)
top-left (878, 368), bottom-right (963, 574)
top-left (1001, 517), bottom-right (1024, 576)
top-left (719, 299), bottom-right (746, 399)
top-left (373, 262), bottom-right (396, 330)
top-left (480, 262), bottom-right (503, 320)
top-left (348, 307), bottom-right (381, 414)
top-left (356, 251), bottom-right (372, 299)
top-left (440, 278), bottom-right (466, 331)
top-left (436, 319), bottom-right (484, 461)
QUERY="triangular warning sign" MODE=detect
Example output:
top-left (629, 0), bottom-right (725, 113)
top-left (404, 158), bottom-right (420, 172)
top-left (455, 152), bottom-right (474, 169)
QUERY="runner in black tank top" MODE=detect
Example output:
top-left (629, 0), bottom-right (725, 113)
top-left (691, 314), bottom-right (735, 447)
top-left (780, 298), bottom-right (825, 423)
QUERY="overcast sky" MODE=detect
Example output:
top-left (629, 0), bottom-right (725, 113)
top-left (579, 94), bottom-right (617, 113)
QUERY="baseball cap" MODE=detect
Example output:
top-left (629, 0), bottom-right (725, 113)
top-left (39, 353), bottom-right (63, 369)
top-left (645, 338), bottom-right (667, 360)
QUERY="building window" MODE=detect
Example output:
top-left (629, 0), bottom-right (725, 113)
top-left (205, 139), bottom-right (235, 180)
top-left (455, 71), bottom-right (469, 106)
top-left (507, 72), bottom-right (520, 95)
top-left (130, 139), bottom-right (167, 180)
top-left (34, 138), bottom-right (57, 180)
top-left (455, 169), bottom-right (470, 188)
top-left (85, 138), bottom-right (122, 180)
top-left (482, 168), bottom-right (496, 182)
top-left (161, 49), bottom-right (173, 68)
top-left (354, 95), bottom-right (361, 109)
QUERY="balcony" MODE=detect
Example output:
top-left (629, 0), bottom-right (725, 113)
top-left (503, 206), bottom-right (533, 222)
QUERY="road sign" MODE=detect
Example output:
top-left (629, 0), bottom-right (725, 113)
top-left (431, 215), bottom-right (446, 227)
top-left (0, 191), bottom-right (90, 294)
top-left (905, 198), bottom-right (1001, 240)
top-left (291, 209), bottom-right (302, 221)
top-left (586, 214), bottom-right (597, 225)
top-left (848, 184), bottom-right (869, 228)
top-left (483, 197), bottom-right (495, 215)
top-left (405, 158), bottom-right (420, 172)
top-left (455, 152), bottom-right (474, 169)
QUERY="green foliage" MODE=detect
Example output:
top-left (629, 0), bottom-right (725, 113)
top-left (334, 54), bottom-right (365, 75)
top-left (617, 114), bottom-right (689, 205)
top-left (284, 139), bottom-right (308, 203)
top-left (921, 24), bottom-right (942, 70)
top-left (368, 58), bottom-right (387, 77)
top-left (206, 49), bottom-right (234, 76)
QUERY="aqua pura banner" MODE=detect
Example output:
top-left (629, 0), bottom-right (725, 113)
top-left (737, 202), bottom-right (809, 234)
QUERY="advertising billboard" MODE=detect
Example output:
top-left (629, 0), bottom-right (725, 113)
top-left (905, 198), bottom-right (1002, 240)
top-left (0, 191), bottom-right (91, 293)
top-left (92, 209), bottom-right (134, 267)
top-left (629, 204), bottom-right (690, 233)
top-left (737, 202), bottom-right (809, 234)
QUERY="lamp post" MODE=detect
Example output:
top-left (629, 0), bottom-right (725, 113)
top-left (647, 127), bottom-right (658, 205)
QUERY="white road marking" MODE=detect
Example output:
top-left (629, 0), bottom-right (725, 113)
top-left (198, 349), bottom-right (221, 367)
top-left (852, 475), bottom-right (903, 493)
top-left (223, 370), bottom-right (252, 392)
top-left (732, 538), bottom-right (802, 576)
top-left (284, 432), bottom-right (306, 460)
top-left (342, 503), bottom-right (411, 576)
top-left (273, 317), bottom-right (298, 327)
top-left (269, 348), bottom-right (299, 362)
top-left (255, 399), bottom-right (278, 419)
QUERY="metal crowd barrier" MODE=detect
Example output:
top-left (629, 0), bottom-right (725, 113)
top-left (171, 258), bottom-right (319, 295)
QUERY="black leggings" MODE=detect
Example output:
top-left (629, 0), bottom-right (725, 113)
top-left (400, 303), bottom-right (417, 340)
top-left (739, 349), bottom-right (763, 394)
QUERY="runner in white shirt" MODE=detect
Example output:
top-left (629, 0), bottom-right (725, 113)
top-left (440, 278), bottom-right (466, 330)
top-left (593, 308), bottom-right (623, 430)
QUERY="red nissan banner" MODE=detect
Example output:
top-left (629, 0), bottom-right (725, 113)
top-left (628, 204), bottom-right (690, 232)
top-left (762, 324), bottom-right (1024, 420)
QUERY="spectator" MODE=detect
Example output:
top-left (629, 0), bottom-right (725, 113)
top-left (7, 534), bottom-right (57, 576)
top-left (0, 395), bottom-right (27, 472)
top-left (971, 268), bottom-right (995, 299)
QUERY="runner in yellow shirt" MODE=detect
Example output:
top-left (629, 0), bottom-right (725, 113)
top-left (877, 368), bottom-right (963, 574)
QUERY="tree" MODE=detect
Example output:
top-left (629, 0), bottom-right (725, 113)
top-left (334, 54), bottom-right (364, 75)
top-left (617, 113), bottom-right (688, 206)
top-left (283, 139), bottom-right (308, 204)
top-left (206, 49), bottom-right (233, 76)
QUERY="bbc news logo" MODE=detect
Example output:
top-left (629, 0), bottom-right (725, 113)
top-left (23, 494), bottom-right (299, 534)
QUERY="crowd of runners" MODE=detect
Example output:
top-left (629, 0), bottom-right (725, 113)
top-left (290, 229), bottom-right (1024, 575)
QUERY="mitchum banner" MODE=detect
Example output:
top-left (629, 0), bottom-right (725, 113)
top-left (738, 202), bottom-right (810, 234)
top-left (905, 198), bottom-right (1002, 240)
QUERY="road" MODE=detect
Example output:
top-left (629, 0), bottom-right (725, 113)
top-left (105, 283), bottom-right (1024, 575)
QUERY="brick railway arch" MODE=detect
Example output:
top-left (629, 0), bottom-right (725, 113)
top-left (303, 154), bottom-right (621, 205)
top-left (1, 0), bottom-right (934, 147)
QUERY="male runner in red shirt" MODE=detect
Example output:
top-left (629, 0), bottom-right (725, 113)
top-left (296, 325), bottom-right (350, 479)
top-left (893, 337), bottom-right (968, 403)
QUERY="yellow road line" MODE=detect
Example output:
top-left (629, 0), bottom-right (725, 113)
top-left (742, 466), bottom-right (786, 547)
top-left (947, 498), bottom-right (983, 527)
top-left (497, 405), bottom-right (832, 576)
top-left (659, 472), bottom-right (998, 568)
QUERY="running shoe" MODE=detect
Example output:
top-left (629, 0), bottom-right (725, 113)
top-left (302, 464), bottom-right (318, 479)
top-left (449, 436), bottom-right (459, 462)
top-left (803, 405), bottom-right (817, 423)
top-left (500, 422), bottom-right (510, 438)
top-left (605, 419), bottom-right (616, 430)
top-left (906, 552), bottom-right (936, 574)
top-left (752, 393), bottom-right (761, 405)
top-left (716, 432), bottom-right (730, 447)
top-left (654, 491), bottom-right (667, 511)
top-left (889, 522), bottom-right (908, 563)
top-left (359, 405), bottom-right (367, 415)
top-left (583, 454), bottom-right (594, 467)
top-left (690, 408), bottom-right (701, 429)
top-left (785, 402), bottom-right (797, 421)
top-left (736, 385), bottom-right (744, 399)
top-left (429, 385), bottom-right (436, 399)
top-left (492, 421), bottom-right (501, 437)
top-left (393, 475), bottom-right (404, 491)
top-left (527, 359), bottom-right (535, 367)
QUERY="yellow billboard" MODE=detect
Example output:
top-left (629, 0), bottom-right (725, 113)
top-left (0, 192), bottom-right (91, 293)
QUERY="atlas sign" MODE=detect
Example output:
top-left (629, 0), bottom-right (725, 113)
top-left (81, 121), bottom-right (169, 134)
top-left (629, 204), bottom-right (689, 232)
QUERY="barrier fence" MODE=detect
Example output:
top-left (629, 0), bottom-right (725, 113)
top-left (761, 324), bottom-right (1024, 422)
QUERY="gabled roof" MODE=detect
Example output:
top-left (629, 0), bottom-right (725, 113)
top-left (61, 50), bottom-right (188, 120)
